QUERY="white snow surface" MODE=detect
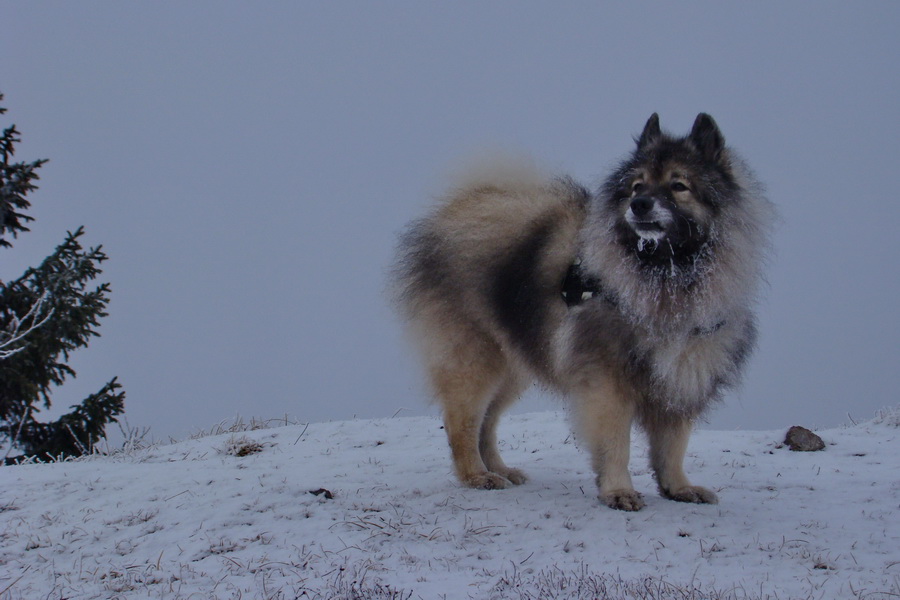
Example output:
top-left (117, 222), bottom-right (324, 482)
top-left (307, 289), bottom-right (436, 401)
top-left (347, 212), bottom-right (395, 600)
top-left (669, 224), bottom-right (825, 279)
top-left (1, 409), bottom-right (898, 599)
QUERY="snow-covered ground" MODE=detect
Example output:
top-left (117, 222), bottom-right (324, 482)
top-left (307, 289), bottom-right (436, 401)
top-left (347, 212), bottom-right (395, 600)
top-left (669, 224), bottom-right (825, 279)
top-left (1, 408), bottom-right (898, 599)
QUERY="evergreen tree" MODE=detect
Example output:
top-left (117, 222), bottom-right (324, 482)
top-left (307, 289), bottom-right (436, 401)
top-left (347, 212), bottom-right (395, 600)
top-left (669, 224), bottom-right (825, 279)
top-left (1, 93), bottom-right (125, 462)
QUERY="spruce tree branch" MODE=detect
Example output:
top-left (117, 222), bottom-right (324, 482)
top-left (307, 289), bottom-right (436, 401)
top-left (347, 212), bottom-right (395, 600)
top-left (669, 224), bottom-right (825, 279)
top-left (0, 290), bottom-right (55, 359)
top-left (3, 406), bottom-right (29, 460)
top-left (64, 422), bottom-right (90, 456)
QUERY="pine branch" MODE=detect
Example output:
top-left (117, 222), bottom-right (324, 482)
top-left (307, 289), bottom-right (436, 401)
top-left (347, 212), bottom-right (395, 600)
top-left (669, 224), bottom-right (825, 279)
top-left (0, 102), bottom-right (45, 247)
top-left (0, 290), bottom-right (55, 359)
top-left (2, 377), bottom-right (125, 460)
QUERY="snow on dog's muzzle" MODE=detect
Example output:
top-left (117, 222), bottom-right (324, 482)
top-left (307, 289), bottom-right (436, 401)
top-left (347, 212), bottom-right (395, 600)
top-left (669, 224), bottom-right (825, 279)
top-left (626, 196), bottom-right (672, 241)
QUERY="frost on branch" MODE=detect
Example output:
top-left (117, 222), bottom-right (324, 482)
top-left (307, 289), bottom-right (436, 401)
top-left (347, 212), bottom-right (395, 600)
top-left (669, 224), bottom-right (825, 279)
top-left (0, 290), bottom-right (53, 359)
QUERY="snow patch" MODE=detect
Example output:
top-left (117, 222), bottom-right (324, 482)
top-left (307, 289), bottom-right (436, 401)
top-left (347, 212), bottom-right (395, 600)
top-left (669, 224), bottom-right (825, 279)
top-left (1, 409), bottom-right (898, 599)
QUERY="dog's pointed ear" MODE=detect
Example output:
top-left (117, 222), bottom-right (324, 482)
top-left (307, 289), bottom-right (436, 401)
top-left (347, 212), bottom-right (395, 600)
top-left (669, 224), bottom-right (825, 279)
top-left (636, 113), bottom-right (661, 150)
top-left (689, 113), bottom-right (725, 161)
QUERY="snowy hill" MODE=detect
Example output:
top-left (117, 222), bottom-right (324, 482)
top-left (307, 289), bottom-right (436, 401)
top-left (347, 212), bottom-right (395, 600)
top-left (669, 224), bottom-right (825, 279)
top-left (1, 409), bottom-right (898, 600)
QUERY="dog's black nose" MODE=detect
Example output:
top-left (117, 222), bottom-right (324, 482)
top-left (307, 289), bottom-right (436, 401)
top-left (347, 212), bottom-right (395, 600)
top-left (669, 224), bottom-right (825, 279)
top-left (630, 196), bottom-right (654, 217)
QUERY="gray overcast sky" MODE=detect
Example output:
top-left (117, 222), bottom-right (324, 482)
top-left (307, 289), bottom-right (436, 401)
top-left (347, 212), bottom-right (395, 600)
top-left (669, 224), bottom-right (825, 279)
top-left (2, 2), bottom-right (898, 441)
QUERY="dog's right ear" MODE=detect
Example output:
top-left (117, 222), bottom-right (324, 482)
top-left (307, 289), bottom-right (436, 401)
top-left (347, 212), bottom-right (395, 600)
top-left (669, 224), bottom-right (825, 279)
top-left (636, 113), bottom-right (661, 150)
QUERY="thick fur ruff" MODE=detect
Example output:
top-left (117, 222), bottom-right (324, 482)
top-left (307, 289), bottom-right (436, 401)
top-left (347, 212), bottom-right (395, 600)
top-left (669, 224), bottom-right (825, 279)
top-left (393, 114), bottom-right (774, 510)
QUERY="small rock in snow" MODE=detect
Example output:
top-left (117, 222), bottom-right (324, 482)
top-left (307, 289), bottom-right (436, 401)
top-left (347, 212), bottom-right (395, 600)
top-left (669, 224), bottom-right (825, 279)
top-left (309, 488), bottom-right (334, 499)
top-left (784, 426), bottom-right (825, 452)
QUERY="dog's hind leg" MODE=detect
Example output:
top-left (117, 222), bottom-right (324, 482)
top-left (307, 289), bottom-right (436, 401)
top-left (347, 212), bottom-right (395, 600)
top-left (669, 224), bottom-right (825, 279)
top-left (645, 414), bottom-right (718, 504)
top-left (478, 374), bottom-right (528, 485)
top-left (429, 335), bottom-right (515, 490)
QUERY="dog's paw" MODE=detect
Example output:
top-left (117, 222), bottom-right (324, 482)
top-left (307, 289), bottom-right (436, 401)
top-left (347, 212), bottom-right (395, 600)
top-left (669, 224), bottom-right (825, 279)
top-left (600, 489), bottom-right (646, 511)
top-left (494, 467), bottom-right (528, 486)
top-left (462, 471), bottom-right (512, 490)
top-left (663, 485), bottom-right (718, 505)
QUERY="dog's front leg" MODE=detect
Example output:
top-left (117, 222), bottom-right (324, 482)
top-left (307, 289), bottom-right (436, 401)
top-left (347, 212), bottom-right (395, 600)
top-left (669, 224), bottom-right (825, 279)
top-left (573, 379), bottom-right (645, 511)
top-left (646, 414), bottom-right (718, 504)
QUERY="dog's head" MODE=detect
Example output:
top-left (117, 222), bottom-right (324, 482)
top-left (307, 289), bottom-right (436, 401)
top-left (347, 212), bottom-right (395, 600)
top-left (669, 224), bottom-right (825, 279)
top-left (603, 113), bottom-right (739, 267)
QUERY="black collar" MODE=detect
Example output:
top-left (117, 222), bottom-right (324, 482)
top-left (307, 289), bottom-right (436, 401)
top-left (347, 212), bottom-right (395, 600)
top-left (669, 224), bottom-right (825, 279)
top-left (561, 259), bottom-right (616, 308)
top-left (691, 320), bottom-right (727, 337)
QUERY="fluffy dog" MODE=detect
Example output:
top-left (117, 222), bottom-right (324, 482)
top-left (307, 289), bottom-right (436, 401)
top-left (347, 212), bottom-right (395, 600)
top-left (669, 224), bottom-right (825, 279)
top-left (393, 114), bottom-right (773, 510)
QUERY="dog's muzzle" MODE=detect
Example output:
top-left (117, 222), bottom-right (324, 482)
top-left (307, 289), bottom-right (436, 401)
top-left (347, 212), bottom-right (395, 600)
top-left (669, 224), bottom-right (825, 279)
top-left (626, 196), bottom-right (672, 239)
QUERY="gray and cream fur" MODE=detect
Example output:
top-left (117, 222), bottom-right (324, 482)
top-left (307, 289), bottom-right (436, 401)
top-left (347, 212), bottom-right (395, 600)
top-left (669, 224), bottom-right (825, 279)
top-left (393, 114), bottom-right (774, 510)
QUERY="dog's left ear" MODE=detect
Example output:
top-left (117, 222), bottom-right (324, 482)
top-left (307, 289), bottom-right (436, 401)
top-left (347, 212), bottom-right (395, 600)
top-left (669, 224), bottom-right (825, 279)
top-left (689, 113), bottom-right (725, 161)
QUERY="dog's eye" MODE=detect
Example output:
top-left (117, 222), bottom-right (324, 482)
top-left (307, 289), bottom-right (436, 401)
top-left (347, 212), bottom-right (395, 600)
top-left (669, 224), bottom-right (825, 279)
top-left (632, 182), bottom-right (645, 194)
top-left (671, 182), bottom-right (690, 192)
